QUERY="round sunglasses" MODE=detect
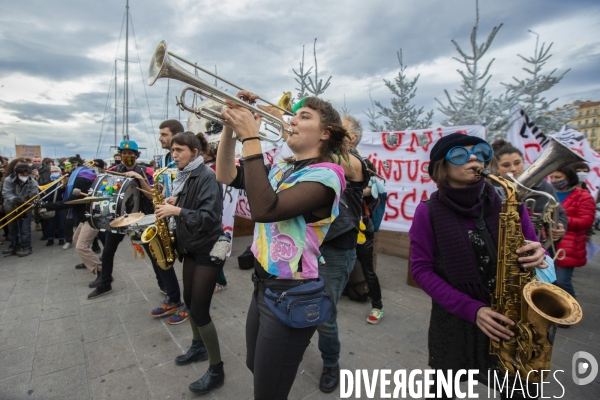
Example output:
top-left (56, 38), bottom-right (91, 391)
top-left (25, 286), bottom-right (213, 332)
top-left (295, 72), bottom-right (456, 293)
top-left (445, 142), bottom-right (493, 165)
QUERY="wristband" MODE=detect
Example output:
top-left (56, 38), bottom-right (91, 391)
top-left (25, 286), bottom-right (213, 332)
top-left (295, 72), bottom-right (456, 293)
top-left (241, 137), bottom-right (260, 144)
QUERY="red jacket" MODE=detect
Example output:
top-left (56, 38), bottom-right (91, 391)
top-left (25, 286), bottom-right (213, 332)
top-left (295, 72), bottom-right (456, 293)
top-left (556, 187), bottom-right (596, 267)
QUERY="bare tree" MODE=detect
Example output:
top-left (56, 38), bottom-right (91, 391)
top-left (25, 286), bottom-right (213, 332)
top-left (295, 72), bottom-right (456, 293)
top-left (435, 0), bottom-right (524, 137)
top-left (502, 31), bottom-right (574, 133)
top-left (293, 38), bottom-right (332, 100)
top-left (367, 49), bottom-right (433, 131)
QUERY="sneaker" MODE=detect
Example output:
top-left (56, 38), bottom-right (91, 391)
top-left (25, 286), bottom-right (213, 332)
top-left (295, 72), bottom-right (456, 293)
top-left (35, 223), bottom-right (42, 231)
top-left (214, 283), bottom-right (227, 293)
top-left (2, 245), bottom-right (16, 255)
top-left (46, 240), bottom-right (54, 246)
top-left (88, 285), bottom-right (112, 299)
top-left (167, 304), bottom-right (189, 325)
top-left (62, 242), bottom-right (71, 250)
top-left (150, 296), bottom-right (179, 317)
top-left (17, 249), bottom-right (32, 257)
top-left (58, 239), bottom-right (65, 245)
top-left (75, 263), bottom-right (86, 270)
top-left (367, 308), bottom-right (384, 325)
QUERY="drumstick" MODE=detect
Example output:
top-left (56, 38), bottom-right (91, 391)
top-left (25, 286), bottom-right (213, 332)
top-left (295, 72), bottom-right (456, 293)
top-left (136, 187), bottom-right (153, 196)
top-left (71, 188), bottom-right (88, 197)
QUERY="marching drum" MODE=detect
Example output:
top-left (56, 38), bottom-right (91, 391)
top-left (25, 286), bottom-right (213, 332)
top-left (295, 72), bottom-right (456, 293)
top-left (87, 174), bottom-right (141, 232)
top-left (126, 214), bottom-right (156, 242)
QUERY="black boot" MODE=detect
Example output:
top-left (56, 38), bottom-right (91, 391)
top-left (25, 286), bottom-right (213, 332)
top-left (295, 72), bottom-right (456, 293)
top-left (175, 340), bottom-right (208, 365)
top-left (189, 362), bottom-right (224, 394)
top-left (319, 363), bottom-right (340, 393)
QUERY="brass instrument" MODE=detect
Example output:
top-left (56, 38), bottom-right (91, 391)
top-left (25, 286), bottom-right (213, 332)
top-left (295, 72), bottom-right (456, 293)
top-left (0, 175), bottom-right (68, 230)
top-left (141, 161), bottom-right (178, 270)
top-left (478, 168), bottom-right (582, 382)
top-left (508, 138), bottom-right (585, 250)
top-left (148, 41), bottom-right (293, 143)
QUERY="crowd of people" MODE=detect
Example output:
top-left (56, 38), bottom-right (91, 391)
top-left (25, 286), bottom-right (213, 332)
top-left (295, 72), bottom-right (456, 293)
top-left (0, 92), bottom-right (598, 398)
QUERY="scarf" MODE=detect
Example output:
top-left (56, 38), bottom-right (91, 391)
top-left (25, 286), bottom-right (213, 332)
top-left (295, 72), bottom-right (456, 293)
top-left (429, 178), bottom-right (501, 303)
top-left (172, 156), bottom-right (203, 197)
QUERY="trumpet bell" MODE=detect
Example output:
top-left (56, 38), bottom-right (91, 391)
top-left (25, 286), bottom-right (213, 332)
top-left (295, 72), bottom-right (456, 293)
top-left (148, 40), bottom-right (290, 143)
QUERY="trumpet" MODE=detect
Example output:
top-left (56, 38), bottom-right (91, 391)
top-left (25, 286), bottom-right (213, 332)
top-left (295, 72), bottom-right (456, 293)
top-left (148, 41), bottom-right (293, 143)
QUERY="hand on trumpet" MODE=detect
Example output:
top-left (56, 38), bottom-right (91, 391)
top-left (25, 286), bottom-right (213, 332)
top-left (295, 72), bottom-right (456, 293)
top-left (222, 95), bottom-right (261, 143)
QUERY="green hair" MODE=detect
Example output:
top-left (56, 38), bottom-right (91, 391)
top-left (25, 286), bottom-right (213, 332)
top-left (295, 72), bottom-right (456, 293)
top-left (292, 97), bottom-right (308, 113)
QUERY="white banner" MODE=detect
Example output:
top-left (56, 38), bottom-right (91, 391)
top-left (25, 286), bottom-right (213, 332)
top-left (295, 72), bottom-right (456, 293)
top-left (356, 125), bottom-right (487, 232)
top-left (221, 184), bottom-right (239, 256)
top-left (506, 106), bottom-right (600, 200)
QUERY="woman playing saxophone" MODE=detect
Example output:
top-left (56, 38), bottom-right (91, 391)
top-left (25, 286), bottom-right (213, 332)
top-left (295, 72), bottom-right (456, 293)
top-left (409, 133), bottom-right (547, 399)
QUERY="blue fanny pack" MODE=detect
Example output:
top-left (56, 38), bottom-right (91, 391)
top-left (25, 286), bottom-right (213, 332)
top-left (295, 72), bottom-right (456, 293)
top-left (263, 277), bottom-right (332, 329)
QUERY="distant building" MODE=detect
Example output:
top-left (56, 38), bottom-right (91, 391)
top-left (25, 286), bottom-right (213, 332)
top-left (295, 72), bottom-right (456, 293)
top-left (568, 100), bottom-right (600, 151)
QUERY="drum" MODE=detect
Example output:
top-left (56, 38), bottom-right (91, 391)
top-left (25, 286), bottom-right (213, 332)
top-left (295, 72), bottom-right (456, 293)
top-left (88, 174), bottom-right (141, 232)
top-left (127, 214), bottom-right (156, 242)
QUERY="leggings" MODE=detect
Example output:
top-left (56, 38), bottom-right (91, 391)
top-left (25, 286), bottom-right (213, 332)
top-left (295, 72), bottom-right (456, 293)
top-left (182, 256), bottom-right (221, 327)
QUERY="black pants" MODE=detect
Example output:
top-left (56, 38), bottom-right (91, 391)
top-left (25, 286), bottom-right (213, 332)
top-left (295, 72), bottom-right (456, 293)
top-left (147, 244), bottom-right (182, 304)
top-left (181, 254), bottom-right (221, 326)
top-left (246, 273), bottom-right (318, 400)
top-left (356, 239), bottom-right (383, 309)
top-left (100, 231), bottom-right (125, 286)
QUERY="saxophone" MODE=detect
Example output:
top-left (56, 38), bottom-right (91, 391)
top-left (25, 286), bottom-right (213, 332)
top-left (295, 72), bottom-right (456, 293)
top-left (141, 161), bottom-right (178, 270)
top-left (477, 168), bottom-right (582, 383)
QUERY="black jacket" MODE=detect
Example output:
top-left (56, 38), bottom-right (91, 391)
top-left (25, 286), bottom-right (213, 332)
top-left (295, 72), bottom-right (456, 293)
top-left (175, 163), bottom-right (223, 255)
top-left (323, 150), bottom-right (369, 248)
top-left (45, 176), bottom-right (94, 223)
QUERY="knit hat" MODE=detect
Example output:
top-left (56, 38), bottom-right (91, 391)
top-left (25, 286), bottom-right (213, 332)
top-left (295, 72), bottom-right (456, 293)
top-left (428, 133), bottom-right (488, 176)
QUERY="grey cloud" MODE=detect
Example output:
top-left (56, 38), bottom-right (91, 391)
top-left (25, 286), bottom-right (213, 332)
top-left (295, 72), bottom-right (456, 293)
top-left (1, 0), bottom-right (599, 159)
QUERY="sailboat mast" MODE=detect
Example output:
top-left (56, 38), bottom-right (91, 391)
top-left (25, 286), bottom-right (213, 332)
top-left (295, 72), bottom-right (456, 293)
top-left (114, 59), bottom-right (118, 148)
top-left (124, 0), bottom-right (129, 140)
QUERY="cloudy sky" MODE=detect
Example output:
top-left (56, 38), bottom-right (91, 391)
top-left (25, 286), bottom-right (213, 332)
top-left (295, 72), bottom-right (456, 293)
top-left (1, 0), bottom-right (599, 160)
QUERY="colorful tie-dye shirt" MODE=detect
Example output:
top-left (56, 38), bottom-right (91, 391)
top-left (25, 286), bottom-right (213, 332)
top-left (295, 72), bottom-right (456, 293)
top-left (251, 161), bottom-right (346, 278)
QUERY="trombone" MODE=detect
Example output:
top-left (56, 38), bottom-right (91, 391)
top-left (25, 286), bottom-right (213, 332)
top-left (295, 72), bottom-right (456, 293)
top-left (148, 41), bottom-right (293, 142)
top-left (0, 175), bottom-right (68, 230)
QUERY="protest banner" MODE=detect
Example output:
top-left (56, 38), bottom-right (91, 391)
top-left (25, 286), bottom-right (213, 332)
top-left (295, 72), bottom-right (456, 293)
top-left (15, 145), bottom-right (42, 158)
top-left (506, 105), bottom-right (600, 200)
top-left (356, 125), bottom-right (486, 232)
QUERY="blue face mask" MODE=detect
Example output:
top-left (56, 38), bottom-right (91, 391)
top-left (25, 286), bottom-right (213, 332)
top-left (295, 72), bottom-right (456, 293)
top-left (50, 173), bottom-right (61, 180)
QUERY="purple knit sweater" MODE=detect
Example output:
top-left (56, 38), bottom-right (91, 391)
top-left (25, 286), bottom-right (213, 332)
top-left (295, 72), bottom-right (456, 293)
top-left (409, 201), bottom-right (539, 324)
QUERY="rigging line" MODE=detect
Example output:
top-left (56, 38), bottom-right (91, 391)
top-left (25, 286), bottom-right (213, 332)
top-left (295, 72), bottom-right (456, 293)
top-left (96, 65), bottom-right (117, 158)
top-left (129, 13), bottom-right (158, 156)
top-left (130, 84), bottom-right (155, 156)
top-left (96, 11), bottom-right (127, 158)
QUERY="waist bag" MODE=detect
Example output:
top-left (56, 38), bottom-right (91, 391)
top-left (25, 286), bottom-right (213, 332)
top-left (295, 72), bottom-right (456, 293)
top-left (263, 277), bottom-right (332, 329)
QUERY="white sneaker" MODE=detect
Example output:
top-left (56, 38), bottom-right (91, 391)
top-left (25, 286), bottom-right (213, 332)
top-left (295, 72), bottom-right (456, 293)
top-left (62, 242), bottom-right (71, 250)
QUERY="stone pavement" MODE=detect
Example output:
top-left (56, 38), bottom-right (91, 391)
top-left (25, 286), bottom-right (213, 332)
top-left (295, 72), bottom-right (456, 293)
top-left (0, 228), bottom-right (599, 400)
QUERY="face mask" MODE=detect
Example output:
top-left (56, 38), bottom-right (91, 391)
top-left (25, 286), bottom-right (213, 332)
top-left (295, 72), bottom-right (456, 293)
top-left (122, 155), bottom-right (135, 168)
top-left (50, 173), bottom-right (61, 180)
top-left (576, 171), bottom-right (588, 183)
top-left (552, 180), bottom-right (569, 191)
top-left (18, 176), bottom-right (28, 183)
top-left (114, 159), bottom-right (122, 165)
